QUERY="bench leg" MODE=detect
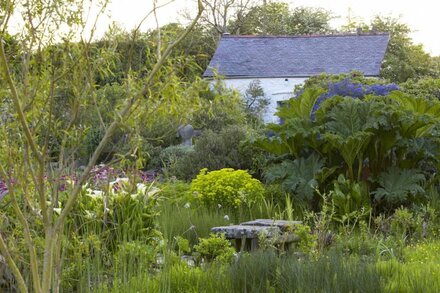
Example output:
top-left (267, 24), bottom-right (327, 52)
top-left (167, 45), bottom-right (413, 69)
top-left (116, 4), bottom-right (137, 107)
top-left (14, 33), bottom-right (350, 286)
top-left (251, 238), bottom-right (259, 251)
top-left (240, 236), bottom-right (247, 252)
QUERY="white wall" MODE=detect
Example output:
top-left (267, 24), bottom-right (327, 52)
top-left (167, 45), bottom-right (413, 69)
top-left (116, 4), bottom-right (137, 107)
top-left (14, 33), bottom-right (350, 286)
top-left (222, 77), bottom-right (307, 123)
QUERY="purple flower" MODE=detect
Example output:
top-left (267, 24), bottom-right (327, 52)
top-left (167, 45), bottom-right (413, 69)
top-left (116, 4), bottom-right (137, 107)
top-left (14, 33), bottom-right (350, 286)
top-left (138, 170), bottom-right (156, 183)
top-left (309, 79), bottom-right (400, 120)
top-left (0, 179), bottom-right (8, 200)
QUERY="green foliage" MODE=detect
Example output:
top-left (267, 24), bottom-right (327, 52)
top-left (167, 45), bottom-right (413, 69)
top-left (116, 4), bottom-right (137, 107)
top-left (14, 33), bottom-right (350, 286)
top-left (194, 233), bottom-right (235, 263)
top-left (157, 145), bottom-right (194, 178)
top-left (343, 16), bottom-right (440, 82)
top-left (296, 72), bottom-right (387, 94)
top-left (191, 168), bottom-right (265, 209)
top-left (390, 207), bottom-right (414, 238)
top-left (277, 87), bottom-right (326, 121)
top-left (157, 181), bottom-right (192, 201)
top-left (292, 224), bottom-right (317, 253)
top-left (377, 258), bottom-right (440, 293)
top-left (401, 78), bottom-right (440, 100)
top-left (192, 80), bottom-right (247, 132)
top-left (255, 87), bottom-right (325, 158)
top-left (257, 73), bottom-right (440, 214)
top-left (70, 185), bottom-right (160, 249)
top-left (372, 167), bottom-right (425, 207)
top-left (157, 200), bottom-right (229, 248)
top-left (323, 98), bottom-right (375, 179)
top-left (232, 3), bottom-right (333, 35)
top-left (175, 236), bottom-right (191, 255)
top-left (264, 154), bottom-right (326, 202)
top-left (244, 79), bottom-right (270, 120)
top-left (330, 174), bottom-right (369, 216)
top-left (176, 125), bottom-right (262, 180)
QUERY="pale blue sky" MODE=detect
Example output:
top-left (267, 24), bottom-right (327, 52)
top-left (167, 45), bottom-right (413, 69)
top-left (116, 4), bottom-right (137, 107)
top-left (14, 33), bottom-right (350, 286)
top-left (102, 0), bottom-right (440, 56)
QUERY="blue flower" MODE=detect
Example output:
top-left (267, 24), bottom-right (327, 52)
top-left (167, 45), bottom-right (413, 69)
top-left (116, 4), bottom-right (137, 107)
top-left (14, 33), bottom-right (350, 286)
top-left (309, 79), bottom-right (400, 120)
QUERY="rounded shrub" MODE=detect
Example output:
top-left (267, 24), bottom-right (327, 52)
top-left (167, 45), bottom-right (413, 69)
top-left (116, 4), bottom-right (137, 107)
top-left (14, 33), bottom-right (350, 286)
top-left (190, 168), bottom-right (265, 209)
top-left (194, 233), bottom-right (235, 263)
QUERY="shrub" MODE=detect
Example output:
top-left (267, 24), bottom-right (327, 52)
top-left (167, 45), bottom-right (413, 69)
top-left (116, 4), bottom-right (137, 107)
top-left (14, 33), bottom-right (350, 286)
top-left (391, 207), bottom-right (414, 238)
top-left (293, 223), bottom-right (317, 254)
top-left (194, 233), bottom-right (235, 263)
top-left (192, 80), bottom-right (246, 132)
top-left (190, 168), bottom-right (265, 209)
top-left (157, 145), bottom-right (194, 178)
top-left (401, 78), bottom-right (440, 100)
top-left (176, 125), bottom-right (263, 181)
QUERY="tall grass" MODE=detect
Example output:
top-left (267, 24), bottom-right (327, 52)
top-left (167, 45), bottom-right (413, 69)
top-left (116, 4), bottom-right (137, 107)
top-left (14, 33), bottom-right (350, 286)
top-left (156, 198), bottom-right (284, 248)
top-left (94, 250), bottom-right (385, 293)
top-left (95, 243), bottom-right (440, 293)
top-left (228, 250), bottom-right (383, 293)
top-left (157, 201), bottom-right (230, 247)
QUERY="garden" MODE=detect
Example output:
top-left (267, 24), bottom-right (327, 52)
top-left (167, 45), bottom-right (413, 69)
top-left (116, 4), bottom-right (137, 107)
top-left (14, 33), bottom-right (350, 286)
top-left (1, 0), bottom-right (440, 292)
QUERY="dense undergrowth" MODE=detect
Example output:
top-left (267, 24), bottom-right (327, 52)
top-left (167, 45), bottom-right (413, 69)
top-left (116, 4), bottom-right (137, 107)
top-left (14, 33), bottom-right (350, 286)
top-left (2, 66), bottom-right (440, 291)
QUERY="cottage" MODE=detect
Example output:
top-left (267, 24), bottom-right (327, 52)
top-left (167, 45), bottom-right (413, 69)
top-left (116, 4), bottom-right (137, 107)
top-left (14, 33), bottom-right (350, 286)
top-left (203, 33), bottom-right (390, 122)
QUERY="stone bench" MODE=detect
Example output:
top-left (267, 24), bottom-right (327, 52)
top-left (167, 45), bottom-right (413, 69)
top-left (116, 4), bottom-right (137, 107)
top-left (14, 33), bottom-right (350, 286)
top-left (211, 219), bottom-right (301, 251)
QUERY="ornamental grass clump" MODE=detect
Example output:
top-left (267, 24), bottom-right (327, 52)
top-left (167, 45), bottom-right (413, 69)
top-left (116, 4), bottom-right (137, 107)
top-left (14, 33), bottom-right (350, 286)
top-left (190, 168), bottom-right (265, 210)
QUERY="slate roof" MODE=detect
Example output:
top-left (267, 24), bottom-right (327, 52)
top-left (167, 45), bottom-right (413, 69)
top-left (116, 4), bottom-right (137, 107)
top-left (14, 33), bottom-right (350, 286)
top-left (203, 33), bottom-right (390, 78)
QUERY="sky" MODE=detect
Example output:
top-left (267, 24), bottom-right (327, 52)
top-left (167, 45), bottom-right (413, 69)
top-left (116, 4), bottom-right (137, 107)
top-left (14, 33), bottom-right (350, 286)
top-left (97, 0), bottom-right (440, 56)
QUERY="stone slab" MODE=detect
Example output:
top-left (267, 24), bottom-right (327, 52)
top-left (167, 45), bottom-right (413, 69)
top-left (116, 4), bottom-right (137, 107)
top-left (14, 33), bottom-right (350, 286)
top-left (211, 225), bottom-right (281, 239)
top-left (240, 219), bottom-right (302, 231)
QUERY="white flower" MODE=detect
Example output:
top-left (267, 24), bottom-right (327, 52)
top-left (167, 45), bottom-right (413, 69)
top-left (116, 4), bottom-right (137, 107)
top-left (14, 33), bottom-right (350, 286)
top-left (85, 188), bottom-right (103, 198)
top-left (109, 177), bottom-right (129, 186)
top-left (53, 208), bottom-right (62, 215)
top-left (218, 204), bottom-right (222, 209)
top-left (184, 202), bottom-right (191, 209)
top-left (136, 183), bottom-right (147, 194)
top-left (224, 215), bottom-right (230, 221)
top-left (147, 186), bottom-right (160, 197)
top-left (65, 179), bottom-right (75, 187)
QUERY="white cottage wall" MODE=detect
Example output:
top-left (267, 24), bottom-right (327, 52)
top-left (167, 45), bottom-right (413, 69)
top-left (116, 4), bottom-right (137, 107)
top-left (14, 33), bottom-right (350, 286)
top-left (222, 77), bottom-right (307, 123)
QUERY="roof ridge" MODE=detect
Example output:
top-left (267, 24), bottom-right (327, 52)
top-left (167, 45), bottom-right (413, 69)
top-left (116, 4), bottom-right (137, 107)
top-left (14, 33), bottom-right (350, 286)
top-left (221, 32), bottom-right (390, 39)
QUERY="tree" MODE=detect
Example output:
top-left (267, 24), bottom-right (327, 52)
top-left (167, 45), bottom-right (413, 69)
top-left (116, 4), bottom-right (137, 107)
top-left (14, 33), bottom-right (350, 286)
top-left (244, 79), bottom-right (269, 119)
top-left (198, 0), bottom-right (256, 34)
top-left (231, 3), bottom-right (333, 35)
top-left (342, 16), bottom-right (440, 82)
top-left (0, 0), bottom-right (203, 292)
top-left (375, 16), bottom-right (438, 82)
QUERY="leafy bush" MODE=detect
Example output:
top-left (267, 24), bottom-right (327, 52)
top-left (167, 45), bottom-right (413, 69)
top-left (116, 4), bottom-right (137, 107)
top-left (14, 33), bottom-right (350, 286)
top-left (176, 125), bottom-right (263, 181)
top-left (191, 168), bottom-right (265, 209)
top-left (156, 145), bottom-right (194, 178)
top-left (391, 207), bottom-right (414, 238)
top-left (256, 74), bottom-right (440, 214)
top-left (192, 80), bottom-right (246, 132)
top-left (401, 78), bottom-right (440, 100)
top-left (194, 233), bottom-right (235, 263)
top-left (292, 223), bottom-right (317, 253)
